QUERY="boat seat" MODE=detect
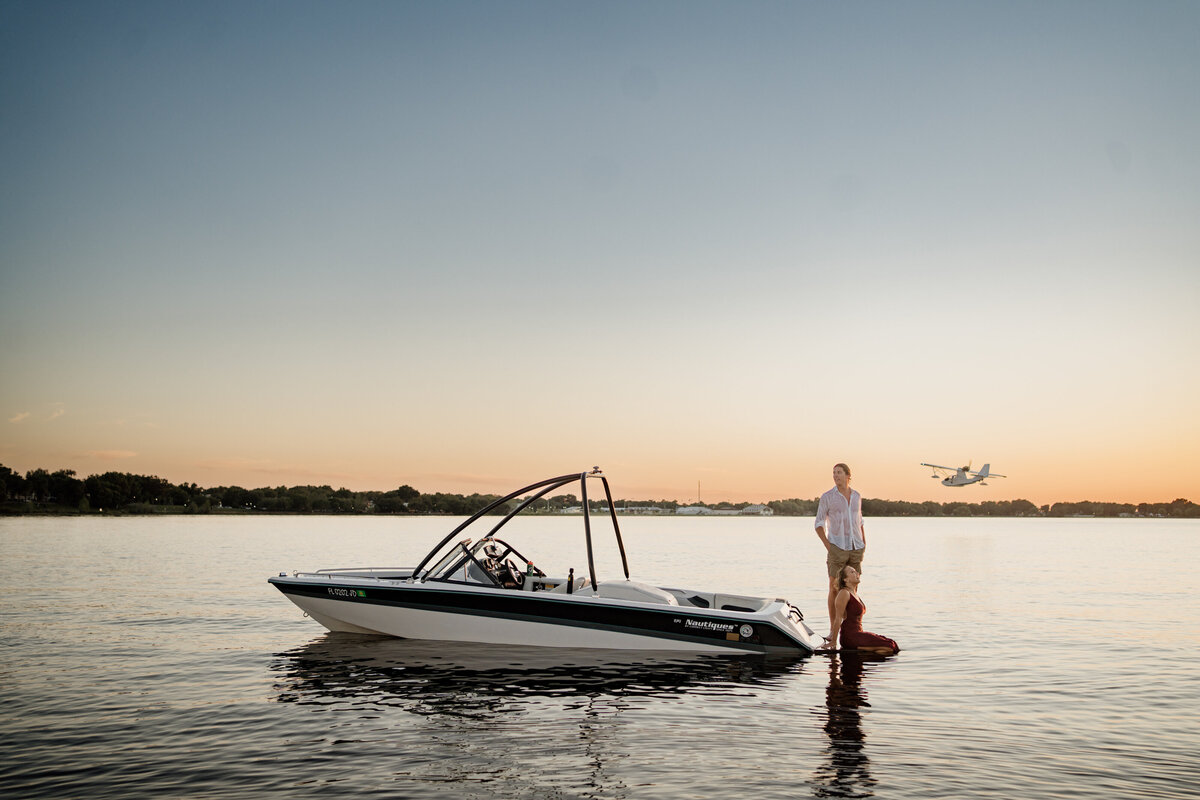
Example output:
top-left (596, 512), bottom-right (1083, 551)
top-left (547, 576), bottom-right (591, 593)
top-left (465, 561), bottom-right (494, 585)
top-left (593, 580), bottom-right (678, 606)
top-left (712, 594), bottom-right (770, 613)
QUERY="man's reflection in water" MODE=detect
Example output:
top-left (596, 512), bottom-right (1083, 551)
top-left (812, 653), bottom-right (877, 799)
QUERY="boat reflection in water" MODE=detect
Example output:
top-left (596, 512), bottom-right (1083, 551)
top-left (273, 632), bottom-right (807, 707)
top-left (812, 653), bottom-right (886, 799)
top-left (271, 634), bottom-right (810, 797)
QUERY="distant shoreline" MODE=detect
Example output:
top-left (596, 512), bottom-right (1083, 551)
top-left (2, 503), bottom-right (1195, 520)
top-left (3, 463), bottom-right (1196, 519)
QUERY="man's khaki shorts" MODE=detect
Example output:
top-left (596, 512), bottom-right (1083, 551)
top-left (826, 543), bottom-right (865, 579)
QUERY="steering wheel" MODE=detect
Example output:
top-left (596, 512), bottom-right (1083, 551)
top-left (500, 559), bottom-right (526, 588)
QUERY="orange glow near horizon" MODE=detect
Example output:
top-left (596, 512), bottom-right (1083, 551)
top-left (1, 430), bottom-right (1195, 507)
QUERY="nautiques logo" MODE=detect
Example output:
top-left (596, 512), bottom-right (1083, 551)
top-left (680, 618), bottom-right (735, 633)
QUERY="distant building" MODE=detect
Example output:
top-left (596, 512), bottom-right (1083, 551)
top-left (676, 506), bottom-right (710, 516)
top-left (677, 504), bottom-right (773, 516)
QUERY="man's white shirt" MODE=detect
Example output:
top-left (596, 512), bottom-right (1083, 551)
top-left (814, 486), bottom-right (865, 550)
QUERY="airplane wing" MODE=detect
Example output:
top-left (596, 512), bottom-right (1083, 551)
top-left (920, 463), bottom-right (954, 470)
top-left (966, 468), bottom-right (1007, 478)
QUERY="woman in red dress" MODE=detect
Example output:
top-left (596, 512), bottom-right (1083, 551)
top-left (819, 565), bottom-right (899, 655)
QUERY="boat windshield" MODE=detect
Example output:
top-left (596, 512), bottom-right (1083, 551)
top-left (423, 538), bottom-right (473, 580)
top-left (425, 536), bottom-right (541, 589)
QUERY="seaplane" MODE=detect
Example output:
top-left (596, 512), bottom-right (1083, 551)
top-left (920, 462), bottom-right (1006, 487)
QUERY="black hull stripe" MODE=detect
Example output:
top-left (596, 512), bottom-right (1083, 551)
top-left (270, 579), bottom-right (810, 653)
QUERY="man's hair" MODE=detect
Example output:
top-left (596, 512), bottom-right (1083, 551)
top-left (834, 462), bottom-right (852, 478)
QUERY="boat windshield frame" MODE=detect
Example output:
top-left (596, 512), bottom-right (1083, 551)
top-left (410, 468), bottom-right (629, 589)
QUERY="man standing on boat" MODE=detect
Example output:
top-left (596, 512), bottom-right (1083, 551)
top-left (815, 463), bottom-right (866, 630)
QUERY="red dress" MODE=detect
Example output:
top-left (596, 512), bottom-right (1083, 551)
top-left (840, 593), bottom-right (900, 652)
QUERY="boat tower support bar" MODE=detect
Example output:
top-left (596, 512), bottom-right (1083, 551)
top-left (581, 472), bottom-right (596, 589)
top-left (601, 476), bottom-right (630, 580)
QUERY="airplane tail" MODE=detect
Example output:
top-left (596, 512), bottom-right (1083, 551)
top-left (977, 464), bottom-right (990, 478)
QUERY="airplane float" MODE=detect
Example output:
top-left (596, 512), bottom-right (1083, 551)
top-left (920, 462), bottom-right (1006, 487)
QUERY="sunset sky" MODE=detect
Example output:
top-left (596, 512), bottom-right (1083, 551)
top-left (2, 1), bottom-right (1197, 506)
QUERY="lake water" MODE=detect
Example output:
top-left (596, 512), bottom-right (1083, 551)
top-left (1, 514), bottom-right (1197, 799)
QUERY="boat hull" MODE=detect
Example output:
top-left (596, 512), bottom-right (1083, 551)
top-left (269, 576), bottom-right (819, 654)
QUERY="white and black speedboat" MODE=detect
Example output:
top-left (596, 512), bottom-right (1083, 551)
top-left (269, 469), bottom-right (822, 654)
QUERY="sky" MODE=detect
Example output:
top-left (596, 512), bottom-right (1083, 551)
top-left (2, 0), bottom-right (1197, 506)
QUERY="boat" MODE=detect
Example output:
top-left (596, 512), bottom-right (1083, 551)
top-left (268, 468), bottom-right (823, 654)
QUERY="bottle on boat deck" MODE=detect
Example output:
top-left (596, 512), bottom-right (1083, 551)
top-left (526, 561), bottom-right (534, 576)
top-left (567, 567), bottom-right (575, 594)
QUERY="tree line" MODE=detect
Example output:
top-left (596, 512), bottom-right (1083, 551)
top-left (1, 464), bottom-right (1196, 518)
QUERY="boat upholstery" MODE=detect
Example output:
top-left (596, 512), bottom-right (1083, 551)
top-left (464, 561), bottom-right (494, 585)
top-left (712, 594), bottom-right (770, 613)
top-left (547, 576), bottom-right (590, 593)
top-left (593, 580), bottom-right (679, 606)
